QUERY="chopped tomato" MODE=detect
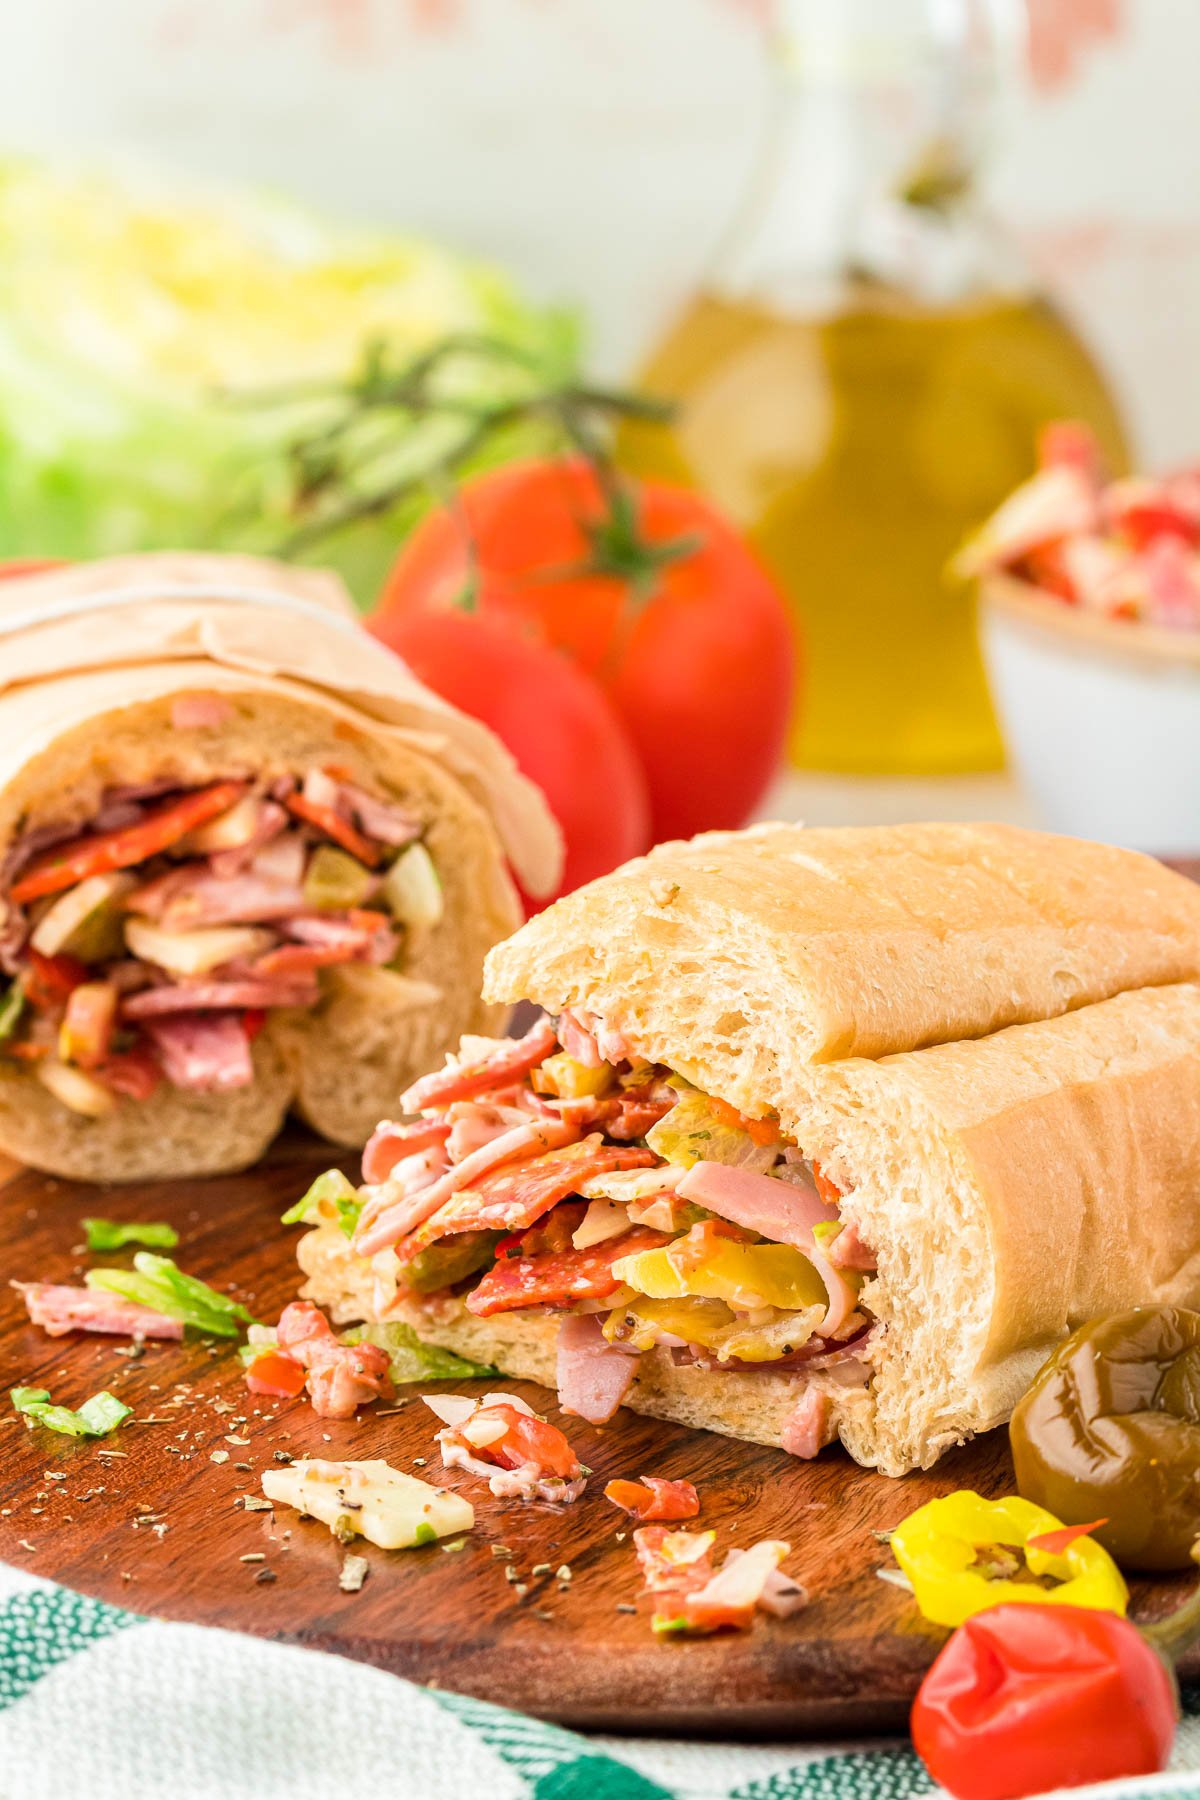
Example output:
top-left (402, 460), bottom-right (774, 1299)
top-left (1018, 541), bottom-right (1079, 603)
top-left (469, 1403), bottom-right (580, 1479)
top-left (241, 1009), bottom-right (267, 1043)
top-left (283, 793), bottom-right (382, 868)
top-left (59, 981), bottom-right (117, 1069)
top-left (244, 1350), bottom-right (307, 1398)
top-left (605, 1477), bottom-right (700, 1522)
top-left (252, 941), bottom-right (356, 980)
top-left (11, 781), bottom-right (247, 904)
top-left (23, 950), bottom-right (90, 1010)
top-left (345, 908), bottom-right (391, 932)
top-left (669, 1218), bottom-right (752, 1275)
top-left (466, 1226), bottom-right (670, 1317)
top-left (811, 1161), bottom-right (843, 1208)
top-left (1108, 487), bottom-right (1200, 552)
top-left (97, 1043), bottom-right (163, 1101)
top-left (710, 1096), bottom-right (779, 1146)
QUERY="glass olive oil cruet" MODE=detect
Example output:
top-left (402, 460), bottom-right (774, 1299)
top-left (619, 0), bottom-right (1127, 773)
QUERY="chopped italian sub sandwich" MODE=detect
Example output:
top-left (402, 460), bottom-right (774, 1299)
top-left (0, 553), bottom-right (559, 1179)
top-left (296, 821), bottom-right (1200, 1476)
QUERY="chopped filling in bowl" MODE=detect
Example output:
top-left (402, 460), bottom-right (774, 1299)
top-left (300, 1010), bottom-right (880, 1456)
top-left (959, 419), bottom-right (1200, 632)
top-left (0, 767), bottom-right (442, 1111)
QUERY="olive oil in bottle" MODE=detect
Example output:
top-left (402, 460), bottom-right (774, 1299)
top-left (619, 1), bottom-right (1128, 773)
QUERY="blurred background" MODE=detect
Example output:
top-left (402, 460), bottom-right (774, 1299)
top-left (3, 0), bottom-right (1197, 877)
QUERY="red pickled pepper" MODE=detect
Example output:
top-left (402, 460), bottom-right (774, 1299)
top-left (911, 1578), bottom-right (1200, 1800)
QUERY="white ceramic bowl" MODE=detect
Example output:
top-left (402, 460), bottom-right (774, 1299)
top-left (981, 573), bottom-right (1200, 855)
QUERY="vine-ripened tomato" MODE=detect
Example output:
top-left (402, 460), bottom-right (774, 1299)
top-left (370, 607), bottom-right (649, 904)
top-left (374, 458), bottom-right (795, 842)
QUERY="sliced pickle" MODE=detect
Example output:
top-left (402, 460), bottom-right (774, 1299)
top-left (400, 1231), bottom-right (501, 1294)
top-left (303, 845), bottom-right (376, 912)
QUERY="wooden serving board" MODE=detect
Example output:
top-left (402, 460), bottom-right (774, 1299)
top-left (2, 1133), bottom-right (1198, 1738)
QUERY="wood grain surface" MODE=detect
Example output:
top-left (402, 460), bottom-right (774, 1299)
top-left (2, 1130), bottom-right (1198, 1737)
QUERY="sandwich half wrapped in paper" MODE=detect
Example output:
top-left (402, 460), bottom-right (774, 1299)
top-left (0, 553), bottom-right (559, 1179)
top-left (297, 822), bottom-right (1200, 1476)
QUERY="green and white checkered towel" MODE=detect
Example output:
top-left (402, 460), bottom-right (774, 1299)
top-left (3, 1565), bottom-right (1200, 1800)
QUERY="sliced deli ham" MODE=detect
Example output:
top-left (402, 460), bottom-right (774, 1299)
top-left (676, 1161), bottom-right (860, 1335)
top-left (276, 1300), bottom-right (392, 1420)
top-left (399, 1135), bottom-right (657, 1252)
top-left (676, 1160), bottom-right (830, 1243)
top-left (828, 1218), bottom-right (877, 1272)
top-left (361, 1117), bottom-right (452, 1185)
top-left (129, 867), bottom-right (308, 929)
top-left (354, 1117), bottom-right (579, 1256)
top-left (400, 1017), bottom-right (557, 1113)
top-left (780, 1387), bottom-right (837, 1459)
top-left (142, 1013), bottom-right (255, 1093)
top-left (335, 779), bottom-right (423, 849)
top-left (123, 978), bottom-right (319, 1018)
top-left (555, 1312), bottom-right (640, 1424)
top-left (16, 1281), bottom-right (183, 1340)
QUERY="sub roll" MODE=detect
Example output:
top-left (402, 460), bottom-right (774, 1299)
top-left (0, 553), bottom-right (559, 1180)
top-left (297, 822), bottom-right (1200, 1476)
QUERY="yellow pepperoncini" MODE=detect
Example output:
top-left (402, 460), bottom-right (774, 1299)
top-left (613, 1239), bottom-right (826, 1313)
top-left (889, 1491), bottom-right (1129, 1629)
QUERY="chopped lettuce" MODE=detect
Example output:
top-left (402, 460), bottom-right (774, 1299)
top-left (83, 1217), bottom-right (179, 1252)
top-left (0, 981), bottom-right (24, 1043)
top-left (343, 1321), bottom-right (496, 1385)
top-left (238, 1325), bottom-right (279, 1368)
top-left (0, 160), bottom-right (579, 604)
top-left (11, 1385), bottom-right (131, 1437)
top-left (646, 1089), bottom-right (779, 1174)
top-left (281, 1169), bottom-right (363, 1239)
top-left (86, 1253), bottom-right (255, 1338)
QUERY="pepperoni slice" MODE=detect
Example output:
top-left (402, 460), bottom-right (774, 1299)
top-left (466, 1225), bottom-right (670, 1317)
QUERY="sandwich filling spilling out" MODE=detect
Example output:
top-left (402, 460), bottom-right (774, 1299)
top-left (0, 764), bottom-right (443, 1112)
top-left (312, 1012), bottom-right (880, 1457)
